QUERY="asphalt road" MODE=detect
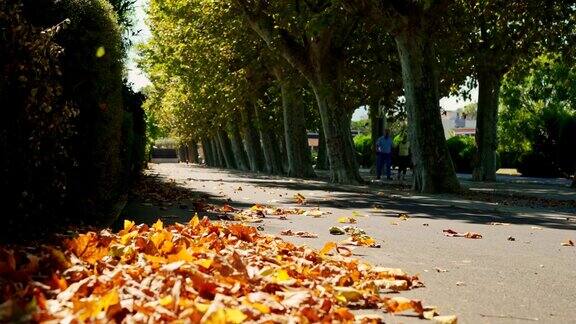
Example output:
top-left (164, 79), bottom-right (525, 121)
top-left (121, 163), bottom-right (576, 323)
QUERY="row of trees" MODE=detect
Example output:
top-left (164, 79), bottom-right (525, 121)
top-left (141, 0), bottom-right (575, 192)
top-left (1, 0), bottom-right (145, 240)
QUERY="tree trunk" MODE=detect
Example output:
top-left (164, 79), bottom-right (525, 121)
top-left (188, 141), bottom-right (199, 164)
top-left (255, 104), bottom-right (284, 174)
top-left (240, 104), bottom-right (265, 172)
top-left (316, 128), bottom-right (329, 170)
top-left (394, 28), bottom-right (461, 193)
top-left (273, 68), bottom-right (316, 178)
top-left (310, 79), bottom-right (362, 184)
top-left (473, 71), bottom-right (502, 182)
top-left (229, 121), bottom-right (250, 171)
top-left (178, 145), bottom-right (187, 163)
top-left (202, 140), bottom-right (213, 166)
top-left (213, 137), bottom-right (224, 167)
top-left (217, 130), bottom-right (236, 169)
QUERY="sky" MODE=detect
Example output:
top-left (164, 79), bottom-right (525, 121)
top-left (126, 0), bottom-right (151, 91)
top-left (126, 0), bottom-right (478, 119)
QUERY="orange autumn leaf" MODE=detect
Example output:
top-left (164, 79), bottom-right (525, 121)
top-left (0, 215), bottom-right (436, 323)
top-left (294, 193), bottom-right (306, 204)
top-left (319, 242), bottom-right (337, 256)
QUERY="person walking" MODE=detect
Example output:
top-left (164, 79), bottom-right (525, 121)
top-left (397, 135), bottom-right (410, 180)
top-left (376, 129), bottom-right (393, 180)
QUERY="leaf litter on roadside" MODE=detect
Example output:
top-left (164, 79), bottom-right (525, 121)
top-left (0, 217), bottom-right (453, 322)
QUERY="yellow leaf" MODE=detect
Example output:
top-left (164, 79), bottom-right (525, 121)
top-left (145, 255), bottom-right (167, 264)
top-left (250, 302), bottom-right (270, 314)
top-left (195, 258), bottom-right (213, 269)
top-left (195, 302), bottom-right (210, 313)
top-left (150, 231), bottom-right (166, 248)
top-left (153, 219), bottom-right (163, 231)
top-left (224, 308), bottom-right (247, 323)
top-left (275, 268), bottom-right (291, 283)
top-left (319, 242), bottom-right (336, 256)
top-left (334, 286), bottom-right (363, 302)
top-left (168, 247), bottom-right (194, 262)
top-left (124, 220), bottom-right (135, 231)
top-left (160, 240), bottom-right (174, 254)
top-left (120, 231), bottom-right (137, 245)
top-left (189, 213), bottom-right (200, 229)
top-left (159, 295), bottom-right (173, 306)
top-left (338, 217), bottom-right (357, 224)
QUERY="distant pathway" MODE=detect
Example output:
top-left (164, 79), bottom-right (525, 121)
top-left (122, 163), bottom-right (576, 323)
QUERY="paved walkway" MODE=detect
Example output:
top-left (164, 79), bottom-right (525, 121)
top-left (121, 163), bottom-right (576, 323)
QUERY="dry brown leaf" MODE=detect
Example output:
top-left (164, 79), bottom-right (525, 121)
top-left (443, 229), bottom-right (482, 239)
top-left (561, 239), bottom-right (574, 246)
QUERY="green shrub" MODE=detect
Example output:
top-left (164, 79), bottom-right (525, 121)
top-left (446, 136), bottom-right (476, 173)
top-left (354, 134), bottom-right (373, 168)
top-left (23, 0), bottom-right (126, 224)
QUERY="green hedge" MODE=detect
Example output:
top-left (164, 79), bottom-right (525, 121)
top-left (4, 0), bottom-right (134, 234)
top-left (446, 136), bottom-right (476, 174)
top-left (354, 134), bottom-right (373, 168)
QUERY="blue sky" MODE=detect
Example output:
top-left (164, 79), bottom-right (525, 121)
top-left (126, 0), bottom-right (478, 119)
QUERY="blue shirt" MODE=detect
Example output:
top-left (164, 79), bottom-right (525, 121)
top-left (376, 136), bottom-right (393, 154)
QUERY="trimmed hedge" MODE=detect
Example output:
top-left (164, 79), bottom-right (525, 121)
top-left (446, 136), bottom-right (476, 174)
top-left (354, 134), bottom-right (373, 168)
top-left (2, 0), bottom-right (144, 240)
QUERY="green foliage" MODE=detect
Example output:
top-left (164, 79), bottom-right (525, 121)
top-left (500, 54), bottom-right (576, 177)
top-left (1, 0), bottom-right (77, 238)
top-left (446, 136), bottom-right (476, 174)
top-left (354, 134), bottom-right (373, 168)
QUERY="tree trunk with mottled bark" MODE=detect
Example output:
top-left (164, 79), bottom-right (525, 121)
top-left (230, 122), bottom-right (250, 171)
top-left (310, 76), bottom-right (362, 184)
top-left (188, 142), bottom-right (199, 164)
top-left (273, 67), bottom-right (316, 178)
top-left (240, 104), bottom-right (265, 172)
top-left (395, 27), bottom-right (461, 193)
top-left (202, 140), bottom-right (213, 166)
top-left (213, 137), bottom-right (224, 168)
top-left (217, 130), bottom-right (236, 169)
top-left (255, 105), bottom-right (284, 174)
top-left (473, 71), bottom-right (502, 182)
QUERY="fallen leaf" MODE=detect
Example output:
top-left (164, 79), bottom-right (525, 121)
top-left (398, 213), bottom-right (410, 220)
top-left (487, 222), bottom-right (511, 226)
top-left (443, 229), bottom-right (482, 239)
top-left (337, 217), bottom-right (357, 224)
top-left (294, 193), bottom-right (306, 205)
top-left (319, 242), bottom-right (337, 256)
top-left (329, 227), bottom-right (345, 235)
top-left (561, 239), bottom-right (574, 246)
top-left (433, 315), bottom-right (458, 324)
top-left (280, 230), bottom-right (318, 238)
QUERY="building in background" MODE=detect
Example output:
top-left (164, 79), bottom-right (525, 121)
top-left (441, 107), bottom-right (477, 138)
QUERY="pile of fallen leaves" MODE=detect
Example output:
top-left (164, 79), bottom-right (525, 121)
top-left (0, 217), bottom-right (453, 323)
